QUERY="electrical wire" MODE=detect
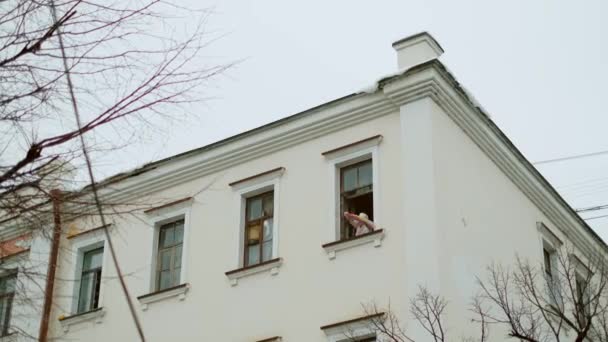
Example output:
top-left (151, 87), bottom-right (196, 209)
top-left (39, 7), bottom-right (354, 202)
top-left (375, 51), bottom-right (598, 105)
top-left (48, 2), bottom-right (146, 341)
top-left (534, 149), bottom-right (608, 166)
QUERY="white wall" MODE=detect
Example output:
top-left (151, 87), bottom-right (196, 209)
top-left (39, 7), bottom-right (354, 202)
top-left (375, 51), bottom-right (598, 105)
top-left (47, 93), bottom-right (593, 341)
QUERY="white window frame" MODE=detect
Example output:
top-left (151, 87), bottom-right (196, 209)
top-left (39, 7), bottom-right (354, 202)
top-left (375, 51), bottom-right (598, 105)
top-left (0, 252), bottom-right (26, 337)
top-left (537, 222), bottom-right (563, 306)
top-left (231, 169), bottom-right (283, 269)
top-left (68, 229), bottom-right (108, 315)
top-left (144, 199), bottom-right (192, 293)
top-left (324, 137), bottom-right (381, 243)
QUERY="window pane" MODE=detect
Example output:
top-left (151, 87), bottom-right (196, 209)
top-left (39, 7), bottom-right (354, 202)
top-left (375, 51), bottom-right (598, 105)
top-left (247, 223), bottom-right (262, 245)
top-left (358, 161), bottom-right (373, 187)
top-left (159, 270), bottom-right (172, 290)
top-left (159, 250), bottom-right (172, 271)
top-left (343, 167), bottom-right (357, 192)
top-left (263, 194), bottom-right (274, 216)
top-left (248, 197), bottom-right (263, 220)
top-left (0, 274), bottom-right (15, 295)
top-left (0, 296), bottom-right (11, 335)
top-left (160, 226), bottom-right (175, 248)
top-left (262, 241), bottom-right (273, 262)
top-left (247, 244), bottom-right (260, 266)
top-left (263, 218), bottom-right (273, 242)
top-left (174, 245), bottom-right (183, 268)
top-left (77, 272), bottom-right (94, 313)
top-left (174, 223), bottom-right (184, 244)
top-left (83, 248), bottom-right (103, 271)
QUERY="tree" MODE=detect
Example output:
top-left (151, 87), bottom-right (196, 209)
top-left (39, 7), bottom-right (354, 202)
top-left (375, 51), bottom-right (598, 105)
top-left (0, 0), bottom-right (228, 340)
top-left (0, 0), bottom-right (228, 224)
top-left (348, 246), bottom-right (608, 342)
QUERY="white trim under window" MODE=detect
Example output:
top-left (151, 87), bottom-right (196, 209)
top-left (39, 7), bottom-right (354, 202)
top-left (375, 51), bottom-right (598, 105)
top-left (144, 198), bottom-right (193, 293)
top-left (231, 168), bottom-right (284, 270)
top-left (324, 136), bottom-right (382, 245)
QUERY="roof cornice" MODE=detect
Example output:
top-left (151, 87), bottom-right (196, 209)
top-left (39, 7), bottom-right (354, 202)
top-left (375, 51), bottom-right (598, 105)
top-left (381, 61), bottom-right (607, 257)
top-left (75, 60), bottom-right (606, 258)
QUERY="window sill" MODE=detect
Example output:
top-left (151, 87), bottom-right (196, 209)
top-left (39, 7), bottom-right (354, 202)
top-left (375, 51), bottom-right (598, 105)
top-left (58, 307), bottom-right (105, 332)
top-left (137, 283), bottom-right (190, 311)
top-left (322, 229), bottom-right (385, 259)
top-left (225, 258), bottom-right (282, 286)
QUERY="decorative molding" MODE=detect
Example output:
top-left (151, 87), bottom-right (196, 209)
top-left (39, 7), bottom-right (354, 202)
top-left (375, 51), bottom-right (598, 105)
top-left (137, 283), bottom-right (190, 311)
top-left (143, 197), bottom-right (193, 215)
top-left (66, 224), bottom-right (112, 240)
top-left (321, 312), bottom-right (384, 342)
top-left (58, 307), bottom-right (105, 332)
top-left (537, 222), bottom-right (563, 247)
top-left (322, 230), bottom-right (384, 260)
top-left (225, 258), bottom-right (282, 286)
top-left (255, 336), bottom-right (282, 342)
top-left (229, 167), bottom-right (285, 188)
top-left (321, 135), bottom-right (383, 157)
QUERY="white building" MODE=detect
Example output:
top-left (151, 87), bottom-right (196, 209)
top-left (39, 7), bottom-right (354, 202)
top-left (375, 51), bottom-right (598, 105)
top-left (27, 32), bottom-right (606, 341)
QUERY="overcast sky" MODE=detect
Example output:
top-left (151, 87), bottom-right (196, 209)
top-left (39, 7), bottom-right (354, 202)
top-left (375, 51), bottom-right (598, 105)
top-left (98, 0), bottom-right (608, 239)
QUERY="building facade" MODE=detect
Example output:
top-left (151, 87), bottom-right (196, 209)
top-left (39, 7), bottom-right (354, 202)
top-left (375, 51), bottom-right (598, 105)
top-left (0, 32), bottom-right (603, 341)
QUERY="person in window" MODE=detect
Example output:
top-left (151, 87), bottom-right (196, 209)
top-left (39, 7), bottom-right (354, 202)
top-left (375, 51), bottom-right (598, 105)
top-left (344, 212), bottom-right (376, 236)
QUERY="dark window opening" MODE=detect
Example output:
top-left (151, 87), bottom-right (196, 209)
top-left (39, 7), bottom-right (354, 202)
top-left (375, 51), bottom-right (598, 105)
top-left (0, 272), bottom-right (16, 336)
top-left (543, 248), bottom-right (553, 279)
top-left (576, 275), bottom-right (590, 326)
top-left (340, 159), bottom-right (373, 240)
top-left (244, 191), bottom-right (274, 267)
top-left (77, 247), bottom-right (103, 313)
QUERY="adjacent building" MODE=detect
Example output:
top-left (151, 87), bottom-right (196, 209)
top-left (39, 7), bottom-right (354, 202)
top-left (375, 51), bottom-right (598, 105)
top-left (0, 32), bottom-right (604, 341)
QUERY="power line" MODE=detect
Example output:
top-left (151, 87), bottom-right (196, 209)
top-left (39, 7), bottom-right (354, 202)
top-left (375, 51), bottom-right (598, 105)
top-left (583, 214), bottom-right (608, 221)
top-left (534, 149), bottom-right (608, 166)
top-left (576, 204), bottom-right (608, 213)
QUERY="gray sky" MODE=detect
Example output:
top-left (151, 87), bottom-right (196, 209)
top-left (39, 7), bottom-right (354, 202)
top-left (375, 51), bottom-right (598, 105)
top-left (99, 0), bottom-right (608, 239)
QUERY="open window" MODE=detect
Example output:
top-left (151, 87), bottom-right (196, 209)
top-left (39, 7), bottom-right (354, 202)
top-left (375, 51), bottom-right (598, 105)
top-left (340, 159), bottom-right (373, 240)
top-left (77, 247), bottom-right (104, 313)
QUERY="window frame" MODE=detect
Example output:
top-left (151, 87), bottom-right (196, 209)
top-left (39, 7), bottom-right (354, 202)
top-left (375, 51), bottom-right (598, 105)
top-left (231, 168), bottom-right (283, 269)
top-left (243, 190), bottom-right (275, 267)
top-left (144, 198), bottom-right (192, 293)
top-left (76, 246), bottom-right (104, 314)
top-left (155, 219), bottom-right (185, 291)
top-left (326, 142), bottom-right (380, 243)
top-left (68, 230), bottom-right (107, 315)
top-left (0, 271), bottom-right (17, 337)
top-left (537, 222), bottom-right (563, 307)
top-left (339, 158), bottom-right (374, 240)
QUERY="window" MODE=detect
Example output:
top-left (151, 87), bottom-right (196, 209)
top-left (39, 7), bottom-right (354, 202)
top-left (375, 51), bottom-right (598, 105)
top-left (156, 220), bottom-right (184, 291)
top-left (576, 274), bottom-right (590, 326)
top-left (77, 247), bottom-right (103, 313)
top-left (340, 159), bottom-right (373, 240)
top-left (543, 248), bottom-right (553, 279)
top-left (244, 191), bottom-right (274, 267)
top-left (0, 272), bottom-right (16, 336)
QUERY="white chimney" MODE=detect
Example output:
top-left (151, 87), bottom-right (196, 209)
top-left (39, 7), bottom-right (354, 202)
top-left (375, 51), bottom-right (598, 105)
top-left (392, 32), bottom-right (444, 71)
